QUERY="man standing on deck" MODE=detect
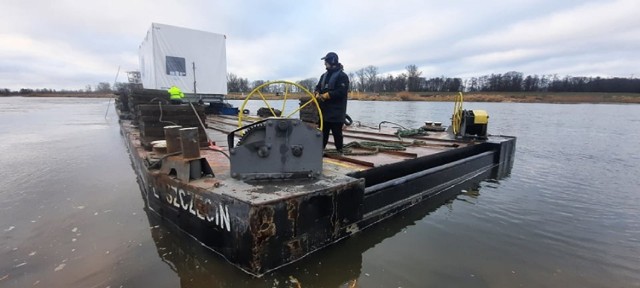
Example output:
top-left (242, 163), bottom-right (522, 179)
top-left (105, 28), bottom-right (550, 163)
top-left (168, 85), bottom-right (185, 104)
top-left (314, 52), bottom-right (349, 153)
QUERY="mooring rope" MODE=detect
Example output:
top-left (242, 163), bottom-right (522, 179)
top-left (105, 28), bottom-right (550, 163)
top-left (325, 118), bottom-right (434, 156)
top-left (324, 140), bottom-right (408, 156)
top-left (396, 127), bottom-right (428, 137)
top-left (394, 127), bottom-right (429, 142)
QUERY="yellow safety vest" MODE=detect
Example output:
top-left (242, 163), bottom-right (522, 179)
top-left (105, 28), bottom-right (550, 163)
top-left (168, 86), bottom-right (184, 100)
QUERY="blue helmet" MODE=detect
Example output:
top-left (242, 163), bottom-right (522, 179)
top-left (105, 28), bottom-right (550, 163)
top-left (321, 52), bottom-right (339, 65)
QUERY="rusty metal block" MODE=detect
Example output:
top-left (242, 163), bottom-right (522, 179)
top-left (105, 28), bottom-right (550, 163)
top-left (159, 155), bottom-right (214, 182)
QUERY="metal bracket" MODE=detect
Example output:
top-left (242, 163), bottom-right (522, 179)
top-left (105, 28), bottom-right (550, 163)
top-left (159, 155), bottom-right (214, 182)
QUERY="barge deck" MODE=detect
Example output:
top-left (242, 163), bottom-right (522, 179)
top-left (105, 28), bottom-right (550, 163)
top-left (116, 89), bottom-right (515, 277)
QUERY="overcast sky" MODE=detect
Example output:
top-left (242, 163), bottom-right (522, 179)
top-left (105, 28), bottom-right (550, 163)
top-left (1, 0), bottom-right (638, 91)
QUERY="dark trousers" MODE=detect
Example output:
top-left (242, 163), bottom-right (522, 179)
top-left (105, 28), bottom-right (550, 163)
top-left (322, 121), bottom-right (344, 151)
top-left (170, 99), bottom-right (183, 104)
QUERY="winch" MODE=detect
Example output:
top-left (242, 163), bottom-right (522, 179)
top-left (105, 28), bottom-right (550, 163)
top-left (227, 118), bottom-right (323, 180)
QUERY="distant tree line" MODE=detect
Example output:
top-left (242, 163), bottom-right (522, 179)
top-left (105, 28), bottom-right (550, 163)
top-left (227, 66), bottom-right (640, 94)
top-left (4, 69), bottom-right (639, 96)
top-left (0, 87), bottom-right (92, 95)
top-left (463, 71), bottom-right (640, 93)
top-left (0, 82), bottom-right (127, 96)
top-left (226, 73), bottom-right (320, 94)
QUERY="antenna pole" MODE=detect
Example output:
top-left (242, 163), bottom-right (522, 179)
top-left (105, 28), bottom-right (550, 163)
top-left (192, 62), bottom-right (197, 95)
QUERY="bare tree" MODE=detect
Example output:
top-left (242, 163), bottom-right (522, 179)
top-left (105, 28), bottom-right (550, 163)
top-left (406, 64), bottom-right (422, 92)
top-left (364, 66), bottom-right (378, 92)
top-left (297, 78), bottom-right (318, 92)
top-left (251, 80), bottom-right (266, 92)
top-left (355, 68), bottom-right (366, 92)
top-left (95, 82), bottom-right (111, 92)
top-left (347, 72), bottom-right (356, 91)
top-left (227, 73), bottom-right (241, 92)
top-left (227, 73), bottom-right (250, 92)
top-left (391, 74), bottom-right (407, 92)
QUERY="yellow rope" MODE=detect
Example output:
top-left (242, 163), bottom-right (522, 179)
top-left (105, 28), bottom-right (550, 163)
top-left (452, 92), bottom-right (464, 135)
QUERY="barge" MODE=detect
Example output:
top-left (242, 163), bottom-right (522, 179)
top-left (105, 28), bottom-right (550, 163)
top-left (115, 84), bottom-right (515, 277)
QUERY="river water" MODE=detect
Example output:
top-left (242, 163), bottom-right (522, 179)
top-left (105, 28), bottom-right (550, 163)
top-left (1, 97), bottom-right (639, 287)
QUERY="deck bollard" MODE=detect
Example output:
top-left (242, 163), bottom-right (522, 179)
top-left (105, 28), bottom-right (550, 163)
top-left (164, 125), bottom-right (183, 154)
top-left (179, 127), bottom-right (200, 159)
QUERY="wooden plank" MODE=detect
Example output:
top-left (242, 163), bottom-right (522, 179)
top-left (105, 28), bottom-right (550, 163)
top-left (324, 154), bottom-right (375, 167)
top-left (136, 104), bottom-right (205, 113)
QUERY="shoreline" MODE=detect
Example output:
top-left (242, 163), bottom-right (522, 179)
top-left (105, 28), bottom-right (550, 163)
top-left (4, 91), bottom-right (639, 104)
top-left (227, 91), bottom-right (640, 104)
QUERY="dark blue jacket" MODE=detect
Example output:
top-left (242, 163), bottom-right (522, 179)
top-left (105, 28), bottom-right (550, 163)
top-left (315, 63), bottom-right (349, 123)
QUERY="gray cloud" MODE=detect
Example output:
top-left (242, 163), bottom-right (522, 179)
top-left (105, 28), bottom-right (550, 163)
top-left (1, 0), bottom-right (638, 90)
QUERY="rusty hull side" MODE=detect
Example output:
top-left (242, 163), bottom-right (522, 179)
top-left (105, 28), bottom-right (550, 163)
top-left (245, 178), bottom-right (364, 275)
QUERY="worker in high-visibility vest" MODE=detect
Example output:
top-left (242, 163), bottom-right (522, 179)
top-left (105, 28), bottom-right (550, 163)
top-left (168, 85), bottom-right (185, 104)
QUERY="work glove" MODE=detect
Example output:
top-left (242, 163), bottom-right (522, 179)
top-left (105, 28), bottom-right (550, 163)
top-left (319, 92), bottom-right (330, 101)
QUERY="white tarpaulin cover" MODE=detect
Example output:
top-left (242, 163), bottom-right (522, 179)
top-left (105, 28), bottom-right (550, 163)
top-left (139, 23), bottom-right (228, 95)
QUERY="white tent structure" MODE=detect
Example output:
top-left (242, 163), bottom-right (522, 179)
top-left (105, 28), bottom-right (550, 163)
top-left (139, 23), bottom-right (228, 95)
